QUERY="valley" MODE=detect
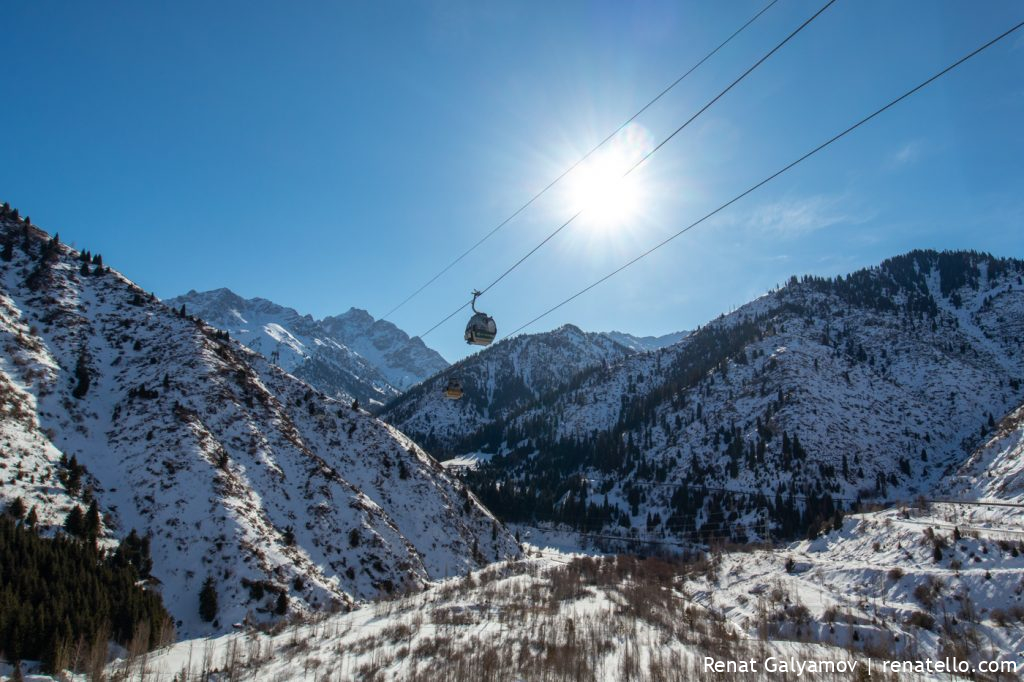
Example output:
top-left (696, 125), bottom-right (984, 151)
top-left (2, 209), bottom-right (1023, 680)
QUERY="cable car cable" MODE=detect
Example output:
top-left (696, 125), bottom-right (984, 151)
top-left (505, 18), bottom-right (1024, 338)
top-left (475, 0), bottom-right (837, 300)
top-left (418, 0), bottom-right (837, 340)
top-left (381, 0), bottom-right (781, 322)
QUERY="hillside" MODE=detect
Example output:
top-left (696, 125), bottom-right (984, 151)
top-left (166, 289), bottom-right (448, 406)
top-left (396, 251), bottom-right (1024, 542)
top-left (945, 402), bottom-right (1024, 504)
top-left (381, 324), bottom-right (635, 454)
top-left (95, 501), bottom-right (1024, 680)
top-left (0, 210), bottom-right (518, 638)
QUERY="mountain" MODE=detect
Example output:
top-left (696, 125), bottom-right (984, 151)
top-left (394, 250), bottom-right (1024, 542)
top-left (0, 211), bottom-right (518, 637)
top-left (601, 329), bottom-right (689, 352)
top-left (321, 307), bottom-right (450, 391)
top-left (166, 289), bottom-right (448, 406)
top-left (381, 324), bottom-right (636, 454)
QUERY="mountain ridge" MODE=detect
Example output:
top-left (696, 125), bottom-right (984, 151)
top-left (0, 211), bottom-right (518, 638)
top-left (381, 322), bottom-right (637, 454)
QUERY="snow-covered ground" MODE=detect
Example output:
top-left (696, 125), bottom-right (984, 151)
top-left (58, 503), bottom-right (1024, 681)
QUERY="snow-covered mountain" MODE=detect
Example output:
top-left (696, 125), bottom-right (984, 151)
top-left (0, 212), bottom-right (518, 638)
top-left (165, 289), bottom-right (448, 406)
top-left (381, 324), bottom-right (636, 454)
top-left (398, 251), bottom-right (1024, 541)
top-left (321, 307), bottom-right (450, 391)
top-left (601, 329), bottom-right (689, 352)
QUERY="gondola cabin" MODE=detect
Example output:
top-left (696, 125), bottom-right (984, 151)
top-left (443, 378), bottom-right (464, 400)
top-left (464, 312), bottom-right (497, 346)
top-left (464, 290), bottom-right (497, 346)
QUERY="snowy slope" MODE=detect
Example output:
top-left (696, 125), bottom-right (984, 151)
top-left (0, 213), bottom-right (518, 638)
top-left (601, 329), bottom-right (690, 352)
top-left (945, 402), bottom-right (1024, 503)
top-left (90, 512), bottom-right (1024, 681)
top-left (427, 251), bottom-right (1024, 540)
top-left (701, 504), bottom-right (1024, 673)
top-left (88, 555), bottom-right (873, 682)
top-left (381, 324), bottom-right (635, 455)
top-left (166, 289), bottom-right (448, 405)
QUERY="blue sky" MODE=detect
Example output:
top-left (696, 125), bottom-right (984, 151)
top-left (2, 1), bottom-right (1022, 362)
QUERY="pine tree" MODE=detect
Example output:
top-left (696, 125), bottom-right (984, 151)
top-left (64, 506), bottom-right (85, 537)
top-left (84, 500), bottom-right (101, 540)
top-left (274, 592), bottom-right (288, 616)
top-left (6, 497), bottom-right (26, 520)
top-left (65, 456), bottom-right (83, 496)
top-left (199, 576), bottom-right (218, 622)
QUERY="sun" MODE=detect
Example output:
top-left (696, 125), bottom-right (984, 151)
top-left (564, 123), bottom-right (654, 231)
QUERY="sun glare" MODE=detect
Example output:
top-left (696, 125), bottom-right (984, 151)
top-left (564, 123), bottom-right (654, 231)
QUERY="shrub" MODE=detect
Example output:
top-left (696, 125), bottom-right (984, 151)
top-left (906, 611), bottom-right (935, 631)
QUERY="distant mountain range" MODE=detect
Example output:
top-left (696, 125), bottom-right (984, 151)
top-left (169, 288), bottom-right (693, 416)
top-left (166, 289), bottom-right (449, 406)
top-left (600, 329), bottom-right (690, 352)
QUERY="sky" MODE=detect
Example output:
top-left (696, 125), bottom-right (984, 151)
top-left (2, 1), bottom-right (1022, 362)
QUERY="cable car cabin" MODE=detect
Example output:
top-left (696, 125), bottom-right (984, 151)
top-left (443, 378), bottom-right (463, 400)
top-left (464, 312), bottom-right (497, 346)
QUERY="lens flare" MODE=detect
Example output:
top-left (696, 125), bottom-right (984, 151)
top-left (565, 123), bottom-right (655, 230)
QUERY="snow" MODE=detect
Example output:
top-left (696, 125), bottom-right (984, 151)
top-left (62, 531), bottom-right (1007, 681)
